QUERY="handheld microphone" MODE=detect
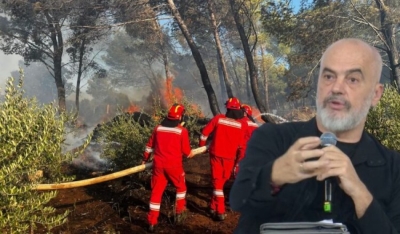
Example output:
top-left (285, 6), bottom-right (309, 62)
top-left (320, 132), bottom-right (337, 147)
top-left (320, 132), bottom-right (337, 213)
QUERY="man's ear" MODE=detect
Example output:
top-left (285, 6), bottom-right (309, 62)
top-left (371, 84), bottom-right (384, 107)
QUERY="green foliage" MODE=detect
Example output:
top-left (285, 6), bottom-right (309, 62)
top-left (95, 97), bottom-right (205, 171)
top-left (0, 73), bottom-right (76, 233)
top-left (181, 99), bottom-right (205, 147)
top-left (365, 85), bottom-right (400, 151)
top-left (95, 112), bottom-right (155, 171)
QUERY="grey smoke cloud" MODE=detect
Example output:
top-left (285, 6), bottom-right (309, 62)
top-left (0, 51), bottom-right (21, 86)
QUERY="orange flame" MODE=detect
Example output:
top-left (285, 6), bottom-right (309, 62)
top-left (163, 77), bottom-right (204, 118)
top-left (99, 75), bottom-right (205, 122)
top-left (162, 76), bottom-right (183, 107)
top-left (125, 103), bottom-right (140, 114)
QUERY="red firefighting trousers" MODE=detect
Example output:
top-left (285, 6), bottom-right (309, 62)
top-left (209, 155), bottom-right (235, 215)
top-left (148, 166), bottom-right (187, 225)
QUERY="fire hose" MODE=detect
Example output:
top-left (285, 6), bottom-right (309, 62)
top-left (32, 145), bottom-right (208, 191)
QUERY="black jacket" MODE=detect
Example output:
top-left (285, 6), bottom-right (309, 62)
top-left (230, 118), bottom-right (400, 234)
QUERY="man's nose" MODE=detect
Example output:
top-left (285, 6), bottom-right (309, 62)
top-left (331, 77), bottom-right (345, 94)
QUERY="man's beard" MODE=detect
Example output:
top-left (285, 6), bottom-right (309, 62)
top-left (316, 92), bottom-right (374, 132)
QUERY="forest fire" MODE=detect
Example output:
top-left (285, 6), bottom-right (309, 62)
top-left (162, 76), bottom-right (204, 117)
top-left (5, 0), bottom-right (395, 232)
top-left (90, 76), bottom-right (205, 128)
top-left (163, 76), bottom-right (183, 108)
top-left (125, 103), bottom-right (141, 114)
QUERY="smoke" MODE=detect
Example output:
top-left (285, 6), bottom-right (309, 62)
top-left (63, 126), bottom-right (95, 152)
top-left (70, 142), bottom-right (109, 172)
top-left (64, 126), bottom-right (110, 172)
top-left (0, 51), bottom-right (21, 88)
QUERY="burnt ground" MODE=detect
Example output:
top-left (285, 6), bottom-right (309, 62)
top-left (40, 154), bottom-right (239, 234)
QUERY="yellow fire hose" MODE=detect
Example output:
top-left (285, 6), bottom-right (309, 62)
top-left (33, 146), bottom-right (208, 191)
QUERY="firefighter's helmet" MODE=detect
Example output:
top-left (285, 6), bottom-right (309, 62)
top-left (242, 104), bottom-right (252, 116)
top-left (167, 104), bottom-right (185, 120)
top-left (225, 97), bottom-right (241, 110)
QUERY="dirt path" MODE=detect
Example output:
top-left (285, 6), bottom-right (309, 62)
top-left (42, 155), bottom-right (239, 234)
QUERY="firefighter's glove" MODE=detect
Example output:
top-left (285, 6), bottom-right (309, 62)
top-left (187, 151), bottom-right (194, 158)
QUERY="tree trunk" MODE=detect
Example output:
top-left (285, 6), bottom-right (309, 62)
top-left (161, 46), bottom-right (173, 107)
top-left (167, 0), bottom-right (220, 115)
top-left (224, 40), bottom-right (241, 93)
top-left (217, 55), bottom-right (228, 102)
top-left (375, 0), bottom-right (400, 89)
top-left (207, 0), bottom-right (234, 98)
top-left (245, 62), bottom-right (251, 102)
top-left (75, 38), bottom-right (86, 114)
top-left (229, 0), bottom-right (273, 123)
top-left (45, 12), bottom-right (66, 112)
top-left (143, 59), bottom-right (163, 96)
top-left (162, 50), bottom-right (170, 80)
top-left (54, 57), bottom-right (65, 113)
top-left (260, 45), bottom-right (270, 110)
top-left (155, 20), bottom-right (171, 80)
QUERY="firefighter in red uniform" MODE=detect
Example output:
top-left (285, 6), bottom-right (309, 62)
top-left (142, 104), bottom-right (193, 232)
top-left (199, 97), bottom-right (248, 221)
top-left (234, 104), bottom-right (259, 177)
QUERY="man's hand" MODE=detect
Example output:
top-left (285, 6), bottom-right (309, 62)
top-left (317, 145), bottom-right (372, 217)
top-left (271, 137), bottom-right (326, 186)
top-left (141, 160), bottom-right (146, 165)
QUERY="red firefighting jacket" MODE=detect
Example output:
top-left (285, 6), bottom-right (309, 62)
top-left (243, 116), bottom-right (259, 140)
top-left (199, 114), bottom-right (247, 160)
top-left (238, 116), bottom-right (259, 162)
top-left (143, 125), bottom-right (191, 168)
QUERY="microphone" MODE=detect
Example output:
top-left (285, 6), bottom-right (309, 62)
top-left (320, 132), bottom-right (337, 147)
top-left (320, 132), bottom-right (337, 213)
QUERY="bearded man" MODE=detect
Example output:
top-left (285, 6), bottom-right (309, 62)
top-left (230, 38), bottom-right (400, 234)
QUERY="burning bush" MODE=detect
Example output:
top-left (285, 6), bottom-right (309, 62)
top-left (0, 74), bottom-right (78, 233)
top-left (365, 85), bottom-right (400, 152)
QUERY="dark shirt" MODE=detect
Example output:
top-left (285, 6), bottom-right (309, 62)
top-left (229, 118), bottom-right (400, 234)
